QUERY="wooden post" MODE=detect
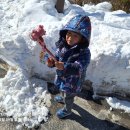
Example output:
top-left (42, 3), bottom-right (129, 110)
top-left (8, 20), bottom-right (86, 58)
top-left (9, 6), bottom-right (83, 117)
top-left (55, 0), bottom-right (65, 13)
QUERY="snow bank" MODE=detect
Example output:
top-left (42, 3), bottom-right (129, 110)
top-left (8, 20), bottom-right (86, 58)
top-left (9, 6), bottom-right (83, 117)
top-left (87, 9), bottom-right (130, 95)
top-left (0, 0), bottom-right (130, 128)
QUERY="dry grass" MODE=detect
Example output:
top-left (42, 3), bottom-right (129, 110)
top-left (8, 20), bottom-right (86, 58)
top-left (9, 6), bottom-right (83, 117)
top-left (111, 0), bottom-right (130, 13)
top-left (71, 0), bottom-right (130, 13)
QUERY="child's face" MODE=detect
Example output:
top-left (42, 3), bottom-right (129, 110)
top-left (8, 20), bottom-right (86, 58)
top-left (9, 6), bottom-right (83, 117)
top-left (66, 31), bottom-right (82, 46)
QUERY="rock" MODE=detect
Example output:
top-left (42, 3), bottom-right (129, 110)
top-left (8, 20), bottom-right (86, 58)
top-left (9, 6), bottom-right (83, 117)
top-left (0, 58), bottom-right (9, 78)
top-left (96, 91), bottom-right (130, 102)
top-left (82, 80), bottom-right (93, 91)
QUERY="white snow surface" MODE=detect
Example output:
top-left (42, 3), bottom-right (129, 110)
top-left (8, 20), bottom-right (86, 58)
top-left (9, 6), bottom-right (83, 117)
top-left (0, 0), bottom-right (130, 128)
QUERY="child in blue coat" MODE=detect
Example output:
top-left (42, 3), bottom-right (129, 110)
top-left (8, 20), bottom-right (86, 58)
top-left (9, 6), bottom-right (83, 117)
top-left (46, 14), bottom-right (91, 118)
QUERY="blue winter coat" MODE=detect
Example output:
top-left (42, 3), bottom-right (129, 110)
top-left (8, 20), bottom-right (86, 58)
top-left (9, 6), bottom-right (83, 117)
top-left (54, 15), bottom-right (91, 93)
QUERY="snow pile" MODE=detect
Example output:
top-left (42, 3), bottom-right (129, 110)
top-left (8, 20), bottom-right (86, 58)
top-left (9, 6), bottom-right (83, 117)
top-left (0, 0), bottom-right (59, 128)
top-left (0, 69), bottom-right (50, 128)
top-left (87, 10), bottom-right (130, 94)
top-left (0, 0), bottom-right (130, 128)
top-left (107, 97), bottom-right (130, 113)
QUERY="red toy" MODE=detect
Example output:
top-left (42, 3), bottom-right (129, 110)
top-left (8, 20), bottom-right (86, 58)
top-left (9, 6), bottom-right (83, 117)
top-left (30, 25), bottom-right (57, 62)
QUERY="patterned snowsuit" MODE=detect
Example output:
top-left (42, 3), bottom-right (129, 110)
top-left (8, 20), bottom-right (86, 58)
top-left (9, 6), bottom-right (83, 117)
top-left (54, 14), bottom-right (91, 94)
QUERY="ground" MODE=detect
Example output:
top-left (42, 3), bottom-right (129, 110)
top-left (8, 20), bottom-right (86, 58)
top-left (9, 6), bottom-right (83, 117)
top-left (0, 89), bottom-right (129, 130)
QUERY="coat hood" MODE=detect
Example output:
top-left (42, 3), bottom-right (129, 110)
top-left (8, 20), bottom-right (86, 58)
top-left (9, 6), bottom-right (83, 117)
top-left (60, 14), bottom-right (91, 48)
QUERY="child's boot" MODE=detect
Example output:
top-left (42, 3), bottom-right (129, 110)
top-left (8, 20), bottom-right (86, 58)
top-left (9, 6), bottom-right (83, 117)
top-left (54, 95), bottom-right (64, 104)
top-left (56, 108), bottom-right (71, 119)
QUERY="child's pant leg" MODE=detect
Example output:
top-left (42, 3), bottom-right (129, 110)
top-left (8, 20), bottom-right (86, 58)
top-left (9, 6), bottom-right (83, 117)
top-left (63, 93), bottom-right (76, 113)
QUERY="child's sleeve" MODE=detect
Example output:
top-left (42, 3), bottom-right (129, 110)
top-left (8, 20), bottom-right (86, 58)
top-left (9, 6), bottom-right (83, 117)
top-left (54, 38), bottom-right (64, 61)
top-left (55, 48), bottom-right (60, 61)
top-left (63, 48), bottom-right (91, 76)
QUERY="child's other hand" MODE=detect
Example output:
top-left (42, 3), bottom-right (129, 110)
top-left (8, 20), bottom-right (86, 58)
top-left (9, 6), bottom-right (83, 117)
top-left (46, 57), bottom-right (55, 67)
top-left (55, 61), bottom-right (64, 70)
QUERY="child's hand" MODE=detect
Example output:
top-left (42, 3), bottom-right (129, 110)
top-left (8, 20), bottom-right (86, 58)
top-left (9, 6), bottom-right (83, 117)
top-left (46, 57), bottom-right (55, 67)
top-left (55, 61), bottom-right (64, 70)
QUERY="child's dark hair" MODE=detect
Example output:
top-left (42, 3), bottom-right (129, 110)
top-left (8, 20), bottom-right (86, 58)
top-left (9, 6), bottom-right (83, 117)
top-left (80, 36), bottom-right (89, 48)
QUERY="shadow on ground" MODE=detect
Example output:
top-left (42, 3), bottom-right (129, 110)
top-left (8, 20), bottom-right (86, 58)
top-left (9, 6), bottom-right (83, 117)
top-left (46, 83), bottom-right (129, 130)
top-left (66, 103), bottom-right (128, 130)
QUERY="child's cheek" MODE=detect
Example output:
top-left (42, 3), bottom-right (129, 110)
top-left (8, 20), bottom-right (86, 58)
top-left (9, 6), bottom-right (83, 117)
top-left (73, 37), bottom-right (79, 43)
top-left (66, 36), bottom-right (69, 41)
